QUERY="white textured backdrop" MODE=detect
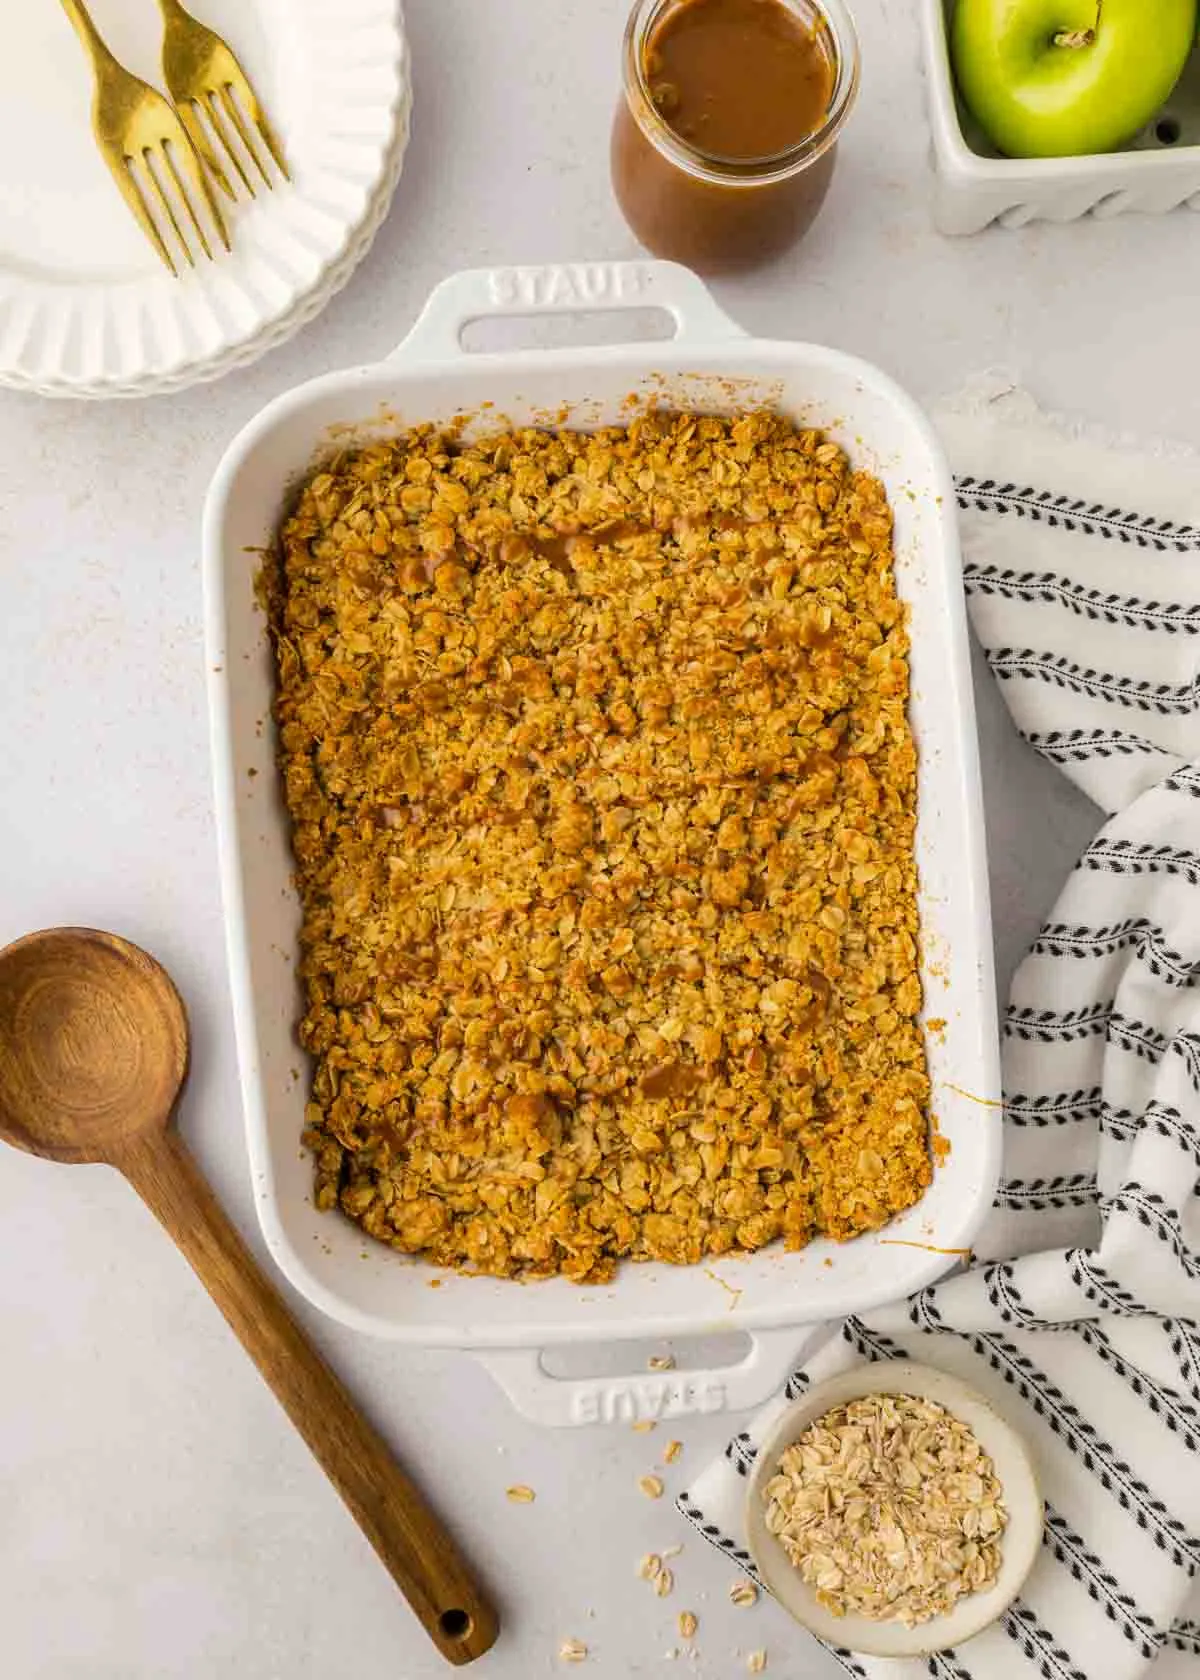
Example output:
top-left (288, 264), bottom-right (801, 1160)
top-left (2, 0), bottom-right (1178, 1674)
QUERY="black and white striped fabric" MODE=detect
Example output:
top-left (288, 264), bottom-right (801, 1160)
top-left (675, 385), bottom-right (1200, 1679)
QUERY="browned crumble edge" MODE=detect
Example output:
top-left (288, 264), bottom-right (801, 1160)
top-left (268, 409), bottom-right (931, 1283)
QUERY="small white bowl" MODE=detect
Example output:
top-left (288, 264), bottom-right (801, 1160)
top-left (745, 1361), bottom-right (1043, 1659)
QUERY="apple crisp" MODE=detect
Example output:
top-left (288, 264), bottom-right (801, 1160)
top-left (271, 409), bottom-right (930, 1282)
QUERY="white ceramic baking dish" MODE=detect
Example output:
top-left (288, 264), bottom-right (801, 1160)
top-left (204, 260), bottom-right (1000, 1427)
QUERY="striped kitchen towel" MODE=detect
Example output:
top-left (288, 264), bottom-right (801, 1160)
top-left (676, 380), bottom-right (1200, 1679)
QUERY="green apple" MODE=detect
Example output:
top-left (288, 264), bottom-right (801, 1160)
top-left (951, 0), bottom-right (1198, 158)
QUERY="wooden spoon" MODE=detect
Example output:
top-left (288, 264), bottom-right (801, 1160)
top-left (0, 927), bottom-right (499, 1666)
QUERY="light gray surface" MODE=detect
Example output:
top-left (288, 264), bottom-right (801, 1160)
top-left (0, 0), bottom-right (1163, 1674)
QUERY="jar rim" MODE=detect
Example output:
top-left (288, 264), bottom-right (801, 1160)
top-left (621, 0), bottom-right (861, 185)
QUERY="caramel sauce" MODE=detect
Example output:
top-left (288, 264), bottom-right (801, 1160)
top-left (640, 1060), bottom-right (705, 1100)
top-left (647, 0), bottom-right (833, 158)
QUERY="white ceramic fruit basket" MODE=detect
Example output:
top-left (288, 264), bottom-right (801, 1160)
top-left (204, 259), bottom-right (1000, 1427)
top-left (920, 0), bottom-right (1200, 233)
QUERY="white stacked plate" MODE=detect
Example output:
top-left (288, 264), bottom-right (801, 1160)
top-left (0, 0), bottom-right (410, 398)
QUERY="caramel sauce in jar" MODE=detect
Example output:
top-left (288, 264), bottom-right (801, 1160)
top-left (611, 0), bottom-right (859, 273)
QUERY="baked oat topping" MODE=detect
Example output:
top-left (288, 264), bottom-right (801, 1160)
top-left (273, 410), bottom-right (930, 1282)
top-left (762, 1393), bottom-right (1007, 1625)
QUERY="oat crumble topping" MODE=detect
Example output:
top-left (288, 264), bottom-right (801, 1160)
top-left (272, 410), bottom-right (930, 1282)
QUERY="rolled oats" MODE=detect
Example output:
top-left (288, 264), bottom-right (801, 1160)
top-left (505, 1484), bottom-right (536, 1503)
top-left (762, 1393), bottom-right (1007, 1626)
top-left (639, 1474), bottom-right (666, 1500)
top-left (273, 412), bottom-right (930, 1281)
top-left (558, 1638), bottom-right (588, 1663)
top-left (729, 1581), bottom-right (758, 1608)
top-left (678, 1611), bottom-right (698, 1640)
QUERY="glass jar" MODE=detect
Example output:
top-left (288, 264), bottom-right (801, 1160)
top-left (611, 0), bottom-right (860, 274)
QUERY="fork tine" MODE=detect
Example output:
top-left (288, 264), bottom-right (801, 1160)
top-left (218, 81), bottom-right (272, 188)
top-left (168, 128), bottom-right (231, 252)
top-left (253, 108), bottom-right (289, 182)
top-left (176, 98), bottom-right (235, 202)
top-left (140, 147), bottom-right (196, 269)
top-left (161, 142), bottom-right (215, 262)
top-left (230, 70), bottom-right (290, 182)
top-left (206, 89), bottom-right (255, 198)
top-left (115, 158), bottom-right (178, 276)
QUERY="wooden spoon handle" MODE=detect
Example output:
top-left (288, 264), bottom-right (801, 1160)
top-left (115, 1128), bottom-right (499, 1666)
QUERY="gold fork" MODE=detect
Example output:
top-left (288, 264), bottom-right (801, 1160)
top-left (157, 0), bottom-right (289, 201)
top-left (59, 0), bottom-right (229, 277)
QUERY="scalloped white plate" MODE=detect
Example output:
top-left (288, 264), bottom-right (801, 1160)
top-left (0, 0), bottom-right (409, 398)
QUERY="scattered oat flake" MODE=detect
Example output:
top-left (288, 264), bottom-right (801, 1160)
top-left (661, 1543), bottom-right (684, 1560)
top-left (639, 1475), bottom-right (665, 1499)
top-left (638, 1553), bottom-right (664, 1581)
top-left (678, 1612), bottom-right (698, 1640)
top-left (648, 1355), bottom-right (676, 1371)
top-left (655, 1567), bottom-right (675, 1598)
top-left (729, 1581), bottom-right (759, 1608)
top-left (747, 1652), bottom-right (767, 1674)
top-left (559, 1638), bottom-right (588, 1663)
top-left (663, 1440), bottom-right (683, 1464)
top-left (632, 1420), bottom-right (657, 1433)
top-left (506, 1484), bottom-right (536, 1503)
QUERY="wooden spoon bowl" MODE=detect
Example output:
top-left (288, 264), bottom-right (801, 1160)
top-left (0, 927), bottom-right (498, 1666)
top-left (0, 928), bottom-right (187, 1162)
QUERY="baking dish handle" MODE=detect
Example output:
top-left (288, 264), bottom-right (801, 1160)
top-left (388, 261), bottom-right (746, 365)
top-left (475, 1325), bottom-right (820, 1428)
